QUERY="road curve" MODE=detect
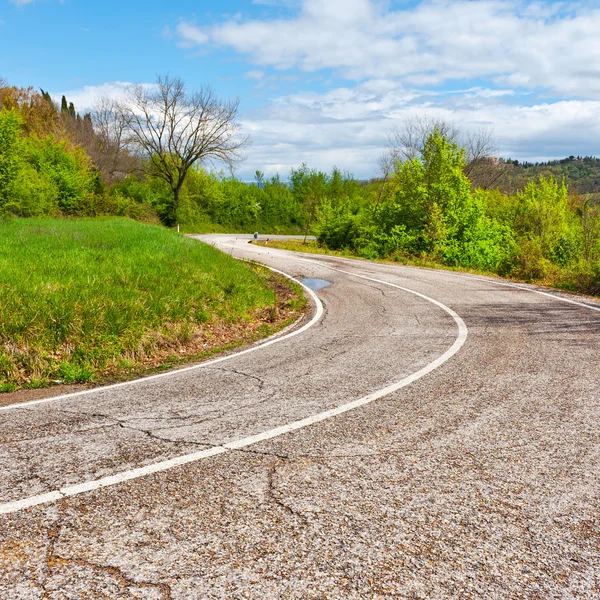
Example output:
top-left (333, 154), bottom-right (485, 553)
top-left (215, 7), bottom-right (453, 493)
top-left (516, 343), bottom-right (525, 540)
top-left (1, 234), bottom-right (599, 599)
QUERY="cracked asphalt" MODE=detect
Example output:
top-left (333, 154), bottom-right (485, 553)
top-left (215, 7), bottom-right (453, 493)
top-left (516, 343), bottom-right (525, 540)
top-left (1, 234), bottom-right (600, 599)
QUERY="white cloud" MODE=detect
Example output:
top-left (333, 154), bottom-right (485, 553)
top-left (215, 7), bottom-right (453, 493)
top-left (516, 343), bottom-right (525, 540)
top-left (244, 70), bottom-right (265, 81)
top-left (60, 76), bottom-right (600, 181)
top-left (175, 21), bottom-right (209, 47)
top-left (52, 82), bottom-right (156, 112)
top-left (236, 82), bottom-right (600, 179)
top-left (176, 0), bottom-right (600, 99)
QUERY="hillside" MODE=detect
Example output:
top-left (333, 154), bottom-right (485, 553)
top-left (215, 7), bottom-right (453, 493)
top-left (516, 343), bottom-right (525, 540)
top-left (500, 156), bottom-right (600, 195)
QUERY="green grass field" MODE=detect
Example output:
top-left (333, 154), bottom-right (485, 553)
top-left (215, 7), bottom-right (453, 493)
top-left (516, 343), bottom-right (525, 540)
top-left (0, 218), bottom-right (306, 391)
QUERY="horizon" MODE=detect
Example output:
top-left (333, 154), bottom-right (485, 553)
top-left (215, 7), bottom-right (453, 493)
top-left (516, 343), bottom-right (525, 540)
top-left (1, 0), bottom-right (599, 180)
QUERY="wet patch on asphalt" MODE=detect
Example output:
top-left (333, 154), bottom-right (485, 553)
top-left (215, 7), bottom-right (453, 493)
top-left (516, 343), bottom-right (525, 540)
top-left (300, 278), bottom-right (331, 290)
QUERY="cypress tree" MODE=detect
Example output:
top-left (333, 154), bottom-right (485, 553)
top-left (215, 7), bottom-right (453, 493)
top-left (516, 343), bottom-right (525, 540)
top-left (83, 113), bottom-right (94, 136)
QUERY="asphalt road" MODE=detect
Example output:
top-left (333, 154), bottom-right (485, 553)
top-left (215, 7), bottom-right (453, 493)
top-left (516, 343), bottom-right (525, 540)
top-left (1, 234), bottom-right (600, 599)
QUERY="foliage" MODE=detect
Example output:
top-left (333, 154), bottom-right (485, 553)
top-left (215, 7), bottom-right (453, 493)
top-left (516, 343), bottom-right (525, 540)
top-left (23, 136), bottom-right (97, 214)
top-left (0, 110), bottom-right (22, 211)
top-left (501, 156), bottom-right (600, 195)
top-left (1, 76), bottom-right (599, 296)
top-left (320, 131), bottom-right (514, 271)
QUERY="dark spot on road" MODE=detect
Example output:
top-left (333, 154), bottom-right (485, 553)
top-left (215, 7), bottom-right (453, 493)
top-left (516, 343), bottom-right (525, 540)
top-left (301, 278), bottom-right (331, 290)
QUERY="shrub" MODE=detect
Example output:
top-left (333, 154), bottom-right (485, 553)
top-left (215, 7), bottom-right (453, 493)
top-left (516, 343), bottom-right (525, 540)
top-left (0, 110), bottom-right (22, 211)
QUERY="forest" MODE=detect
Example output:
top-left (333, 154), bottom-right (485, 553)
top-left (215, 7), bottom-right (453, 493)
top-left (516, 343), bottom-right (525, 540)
top-left (1, 78), bottom-right (599, 295)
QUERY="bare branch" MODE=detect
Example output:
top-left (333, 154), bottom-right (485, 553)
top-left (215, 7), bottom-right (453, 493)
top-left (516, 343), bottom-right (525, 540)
top-left (115, 75), bottom-right (249, 225)
top-left (386, 115), bottom-right (508, 190)
top-left (91, 97), bottom-right (140, 183)
top-left (388, 116), bottom-right (460, 163)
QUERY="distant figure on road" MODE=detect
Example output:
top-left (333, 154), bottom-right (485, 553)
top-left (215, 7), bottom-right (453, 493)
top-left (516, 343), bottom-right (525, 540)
top-left (253, 232), bottom-right (259, 242)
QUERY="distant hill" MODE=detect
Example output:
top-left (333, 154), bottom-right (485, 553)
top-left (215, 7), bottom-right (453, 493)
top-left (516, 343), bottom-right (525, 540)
top-left (500, 156), bottom-right (600, 195)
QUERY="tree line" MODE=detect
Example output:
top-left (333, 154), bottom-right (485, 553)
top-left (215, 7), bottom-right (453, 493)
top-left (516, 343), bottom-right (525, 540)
top-left (319, 120), bottom-right (600, 294)
top-left (1, 76), bottom-right (599, 293)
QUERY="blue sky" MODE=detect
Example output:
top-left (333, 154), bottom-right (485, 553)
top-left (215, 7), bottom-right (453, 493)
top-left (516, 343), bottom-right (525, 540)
top-left (2, 0), bottom-right (600, 179)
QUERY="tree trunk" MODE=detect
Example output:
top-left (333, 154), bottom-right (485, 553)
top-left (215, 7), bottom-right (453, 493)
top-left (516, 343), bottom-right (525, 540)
top-left (173, 186), bottom-right (180, 231)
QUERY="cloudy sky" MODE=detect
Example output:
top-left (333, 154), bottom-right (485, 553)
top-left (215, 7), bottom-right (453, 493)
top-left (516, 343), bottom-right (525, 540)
top-left (1, 0), bottom-right (599, 179)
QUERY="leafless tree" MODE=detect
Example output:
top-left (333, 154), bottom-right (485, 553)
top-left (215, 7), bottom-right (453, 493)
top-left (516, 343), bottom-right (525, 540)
top-left (118, 75), bottom-right (248, 226)
top-left (462, 127), bottom-right (509, 189)
top-left (373, 151), bottom-right (396, 208)
top-left (91, 97), bottom-right (139, 183)
top-left (385, 115), bottom-right (508, 190)
top-left (387, 115), bottom-right (460, 163)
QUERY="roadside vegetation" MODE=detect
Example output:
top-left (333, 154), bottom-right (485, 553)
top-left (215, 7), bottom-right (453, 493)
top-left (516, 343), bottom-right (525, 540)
top-left (0, 218), bottom-right (306, 391)
top-left (314, 128), bottom-right (600, 296)
top-left (1, 74), bottom-right (599, 394)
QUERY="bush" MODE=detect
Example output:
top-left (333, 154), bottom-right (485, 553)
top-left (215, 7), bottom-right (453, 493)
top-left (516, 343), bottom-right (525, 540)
top-left (8, 164), bottom-right (59, 216)
top-left (0, 110), bottom-right (22, 211)
top-left (24, 136), bottom-right (96, 215)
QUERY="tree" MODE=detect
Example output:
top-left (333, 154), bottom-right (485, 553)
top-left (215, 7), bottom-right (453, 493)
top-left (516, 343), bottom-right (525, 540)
top-left (290, 164), bottom-right (328, 242)
top-left (579, 195), bottom-right (600, 262)
top-left (386, 115), bottom-right (507, 190)
top-left (0, 110), bottom-right (23, 210)
top-left (91, 97), bottom-right (139, 183)
top-left (388, 115), bottom-right (460, 163)
top-left (117, 75), bottom-right (247, 227)
top-left (0, 86), bottom-right (60, 138)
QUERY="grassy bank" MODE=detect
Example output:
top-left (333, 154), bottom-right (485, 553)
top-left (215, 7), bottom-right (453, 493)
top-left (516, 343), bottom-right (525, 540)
top-left (0, 218), bottom-right (306, 391)
top-left (259, 239), bottom-right (600, 298)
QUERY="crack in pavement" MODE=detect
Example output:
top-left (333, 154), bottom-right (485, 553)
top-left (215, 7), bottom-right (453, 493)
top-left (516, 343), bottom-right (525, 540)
top-left (203, 366), bottom-right (266, 390)
top-left (0, 422), bottom-right (118, 446)
top-left (40, 499), bottom-right (172, 599)
top-left (265, 459), bottom-right (308, 524)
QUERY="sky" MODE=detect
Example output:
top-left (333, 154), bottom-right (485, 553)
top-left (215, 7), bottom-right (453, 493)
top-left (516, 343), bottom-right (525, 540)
top-left (1, 0), bottom-right (600, 180)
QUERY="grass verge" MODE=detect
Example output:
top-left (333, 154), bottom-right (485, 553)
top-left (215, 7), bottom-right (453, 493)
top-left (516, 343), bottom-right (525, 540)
top-left (0, 218), bottom-right (307, 391)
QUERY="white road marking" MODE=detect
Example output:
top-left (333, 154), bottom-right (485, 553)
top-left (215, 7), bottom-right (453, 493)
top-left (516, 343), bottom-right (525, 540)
top-left (262, 241), bottom-right (600, 314)
top-left (0, 266), bottom-right (323, 413)
top-left (0, 261), bottom-right (468, 515)
top-left (451, 273), bottom-right (600, 312)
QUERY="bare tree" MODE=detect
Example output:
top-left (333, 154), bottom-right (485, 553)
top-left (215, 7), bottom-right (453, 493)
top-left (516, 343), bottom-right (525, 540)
top-left (463, 127), bottom-right (509, 189)
top-left (387, 115), bottom-right (460, 163)
top-left (118, 75), bottom-right (248, 227)
top-left (91, 97), bottom-right (139, 183)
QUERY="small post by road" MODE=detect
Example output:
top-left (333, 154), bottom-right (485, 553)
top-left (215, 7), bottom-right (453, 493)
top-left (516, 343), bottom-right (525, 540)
top-left (253, 232), bottom-right (258, 243)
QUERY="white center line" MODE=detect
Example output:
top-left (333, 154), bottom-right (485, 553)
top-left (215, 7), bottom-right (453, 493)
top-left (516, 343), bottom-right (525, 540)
top-left (0, 260), bottom-right (467, 515)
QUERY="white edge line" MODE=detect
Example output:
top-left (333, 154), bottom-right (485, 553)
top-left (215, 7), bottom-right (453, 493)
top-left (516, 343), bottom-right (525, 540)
top-left (4, 241), bottom-right (598, 515)
top-left (0, 267), bottom-right (467, 515)
top-left (450, 273), bottom-right (600, 312)
top-left (0, 265), bottom-right (324, 413)
top-left (283, 247), bottom-right (600, 313)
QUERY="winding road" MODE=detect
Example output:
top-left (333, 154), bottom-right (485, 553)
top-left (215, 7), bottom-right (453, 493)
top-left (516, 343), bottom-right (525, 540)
top-left (1, 234), bottom-right (600, 599)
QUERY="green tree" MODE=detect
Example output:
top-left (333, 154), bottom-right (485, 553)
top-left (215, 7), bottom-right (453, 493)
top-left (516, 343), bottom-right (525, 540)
top-left (0, 110), bottom-right (23, 210)
top-left (515, 176), bottom-right (580, 263)
top-left (290, 164), bottom-right (328, 241)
